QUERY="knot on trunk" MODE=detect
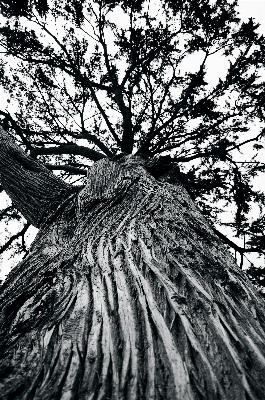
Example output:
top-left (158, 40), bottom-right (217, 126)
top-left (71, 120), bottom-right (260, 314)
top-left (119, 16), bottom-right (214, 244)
top-left (112, 153), bottom-right (182, 185)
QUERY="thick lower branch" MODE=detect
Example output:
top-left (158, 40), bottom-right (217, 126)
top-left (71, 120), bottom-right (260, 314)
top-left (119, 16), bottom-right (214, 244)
top-left (0, 126), bottom-right (76, 227)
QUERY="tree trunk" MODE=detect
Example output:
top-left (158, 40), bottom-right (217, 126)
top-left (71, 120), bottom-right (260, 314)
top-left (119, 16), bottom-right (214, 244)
top-left (1, 130), bottom-right (265, 399)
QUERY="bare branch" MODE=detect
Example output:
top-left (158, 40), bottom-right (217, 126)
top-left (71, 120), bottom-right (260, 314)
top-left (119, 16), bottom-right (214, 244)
top-left (227, 131), bottom-right (264, 152)
top-left (86, 85), bottom-right (121, 145)
top-left (120, 31), bottom-right (178, 89)
top-left (137, 53), bottom-right (209, 154)
top-left (98, 10), bottom-right (133, 152)
top-left (45, 164), bottom-right (87, 175)
top-left (30, 143), bottom-right (106, 161)
top-left (0, 222), bottom-right (30, 255)
top-left (38, 20), bottom-right (120, 145)
top-left (0, 111), bottom-right (32, 150)
top-left (212, 226), bottom-right (264, 256)
top-left (32, 20), bottom-right (112, 92)
top-left (81, 130), bottom-right (114, 157)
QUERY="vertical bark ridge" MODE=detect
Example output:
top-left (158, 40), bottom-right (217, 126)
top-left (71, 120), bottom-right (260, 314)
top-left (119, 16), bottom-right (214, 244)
top-left (1, 157), bottom-right (265, 399)
top-left (137, 240), bottom-right (221, 397)
top-left (124, 246), bottom-right (156, 400)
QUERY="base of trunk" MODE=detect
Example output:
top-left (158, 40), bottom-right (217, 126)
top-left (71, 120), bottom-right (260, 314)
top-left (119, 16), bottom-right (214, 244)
top-left (1, 157), bottom-right (265, 399)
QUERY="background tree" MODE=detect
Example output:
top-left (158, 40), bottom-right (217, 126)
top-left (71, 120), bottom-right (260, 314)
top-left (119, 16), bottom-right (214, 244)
top-left (1, 0), bottom-right (265, 398)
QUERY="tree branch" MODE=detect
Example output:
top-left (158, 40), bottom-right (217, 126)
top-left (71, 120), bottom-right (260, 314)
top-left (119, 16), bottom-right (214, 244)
top-left (81, 130), bottom-right (114, 157)
top-left (30, 143), bottom-right (105, 161)
top-left (86, 85), bottom-right (121, 145)
top-left (98, 8), bottom-right (133, 153)
top-left (45, 164), bottom-right (87, 175)
top-left (0, 222), bottom-right (30, 255)
top-left (136, 54), bottom-right (208, 154)
top-left (0, 110), bottom-right (32, 149)
top-left (212, 226), bottom-right (264, 256)
top-left (120, 32), bottom-right (178, 89)
top-left (32, 20), bottom-right (121, 145)
top-left (32, 21), bottom-right (112, 93)
top-left (0, 126), bottom-right (76, 227)
top-left (227, 131), bottom-right (264, 152)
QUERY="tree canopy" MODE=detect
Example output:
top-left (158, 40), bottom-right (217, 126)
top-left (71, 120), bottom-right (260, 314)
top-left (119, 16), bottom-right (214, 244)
top-left (1, 0), bottom-right (265, 286)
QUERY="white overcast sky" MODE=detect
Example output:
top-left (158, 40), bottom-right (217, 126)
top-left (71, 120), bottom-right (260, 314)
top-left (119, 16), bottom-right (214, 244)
top-left (1, 1), bottom-right (265, 280)
top-left (237, 0), bottom-right (265, 28)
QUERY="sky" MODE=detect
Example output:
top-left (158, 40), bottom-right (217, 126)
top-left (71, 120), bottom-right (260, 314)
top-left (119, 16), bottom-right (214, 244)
top-left (1, 1), bottom-right (265, 280)
top-left (237, 0), bottom-right (265, 28)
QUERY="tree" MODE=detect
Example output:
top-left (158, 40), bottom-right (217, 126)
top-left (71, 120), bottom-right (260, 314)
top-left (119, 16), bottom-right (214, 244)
top-left (1, 0), bottom-right (265, 398)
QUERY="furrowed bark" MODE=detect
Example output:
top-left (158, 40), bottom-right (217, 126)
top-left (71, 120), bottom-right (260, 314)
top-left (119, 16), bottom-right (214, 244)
top-left (0, 146), bottom-right (265, 399)
top-left (0, 126), bottom-right (76, 227)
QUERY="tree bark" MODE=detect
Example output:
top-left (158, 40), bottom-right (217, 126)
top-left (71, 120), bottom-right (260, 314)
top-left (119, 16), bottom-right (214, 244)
top-left (1, 131), bottom-right (265, 399)
top-left (0, 126), bottom-right (76, 227)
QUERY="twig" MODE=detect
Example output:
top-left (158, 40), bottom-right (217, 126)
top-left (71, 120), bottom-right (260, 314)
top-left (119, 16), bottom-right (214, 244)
top-left (0, 222), bottom-right (30, 254)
